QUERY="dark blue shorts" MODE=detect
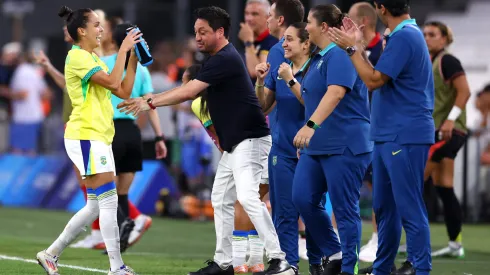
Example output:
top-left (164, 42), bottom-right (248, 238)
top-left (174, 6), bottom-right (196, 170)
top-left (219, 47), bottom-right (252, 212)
top-left (9, 122), bottom-right (42, 152)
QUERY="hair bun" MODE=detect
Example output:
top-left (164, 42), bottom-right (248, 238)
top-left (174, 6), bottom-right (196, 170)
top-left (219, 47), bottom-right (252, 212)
top-left (58, 6), bottom-right (73, 19)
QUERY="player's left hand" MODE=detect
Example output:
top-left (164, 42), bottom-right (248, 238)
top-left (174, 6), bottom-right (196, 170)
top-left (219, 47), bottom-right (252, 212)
top-left (328, 17), bottom-right (364, 50)
top-left (238, 23), bottom-right (254, 44)
top-left (278, 63), bottom-right (294, 82)
top-left (439, 120), bottom-right (454, 141)
top-left (155, 140), bottom-right (167, 159)
top-left (294, 126), bottom-right (315, 149)
top-left (117, 97), bottom-right (150, 116)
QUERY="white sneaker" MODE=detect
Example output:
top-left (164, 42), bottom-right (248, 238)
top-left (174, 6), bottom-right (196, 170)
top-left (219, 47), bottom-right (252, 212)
top-left (298, 236), bottom-right (308, 260)
top-left (359, 237), bottom-right (378, 263)
top-left (128, 215), bottom-right (152, 246)
top-left (431, 241), bottom-right (465, 258)
top-left (108, 265), bottom-right (137, 275)
top-left (70, 230), bottom-right (105, 249)
top-left (36, 250), bottom-right (59, 275)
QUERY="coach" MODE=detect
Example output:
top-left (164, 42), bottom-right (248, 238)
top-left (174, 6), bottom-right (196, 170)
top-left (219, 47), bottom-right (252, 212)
top-left (329, 0), bottom-right (434, 275)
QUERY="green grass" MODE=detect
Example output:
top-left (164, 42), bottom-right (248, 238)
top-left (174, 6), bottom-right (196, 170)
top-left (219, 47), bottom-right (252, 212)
top-left (0, 207), bottom-right (487, 274)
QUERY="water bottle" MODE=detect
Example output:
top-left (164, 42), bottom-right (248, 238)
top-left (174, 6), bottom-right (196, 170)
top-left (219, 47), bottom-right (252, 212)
top-left (127, 26), bottom-right (153, 66)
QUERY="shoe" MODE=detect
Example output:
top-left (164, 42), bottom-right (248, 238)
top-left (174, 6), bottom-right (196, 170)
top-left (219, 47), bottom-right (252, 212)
top-left (291, 265), bottom-right (299, 275)
top-left (234, 264), bottom-right (248, 274)
top-left (298, 236), bottom-right (309, 260)
top-left (36, 250), bottom-right (59, 275)
top-left (397, 244), bottom-right (407, 254)
top-left (119, 218), bottom-right (135, 253)
top-left (392, 261), bottom-right (415, 275)
top-left (431, 241), bottom-right (465, 258)
top-left (322, 259), bottom-right (341, 275)
top-left (358, 264), bottom-right (396, 274)
top-left (309, 264), bottom-right (323, 275)
top-left (249, 263), bottom-right (265, 273)
top-left (252, 259), bottom-right (294, 275)
top-left (70, 230), bottom-right (105, 250)
top-left (128, 215), bottom-right (152, 247)
top-left (188, 260), bottom-right (233, 275)
top-left (108, 265), bottom-right (137, 274)
top-left (359, 238), bottom-right (378, 263)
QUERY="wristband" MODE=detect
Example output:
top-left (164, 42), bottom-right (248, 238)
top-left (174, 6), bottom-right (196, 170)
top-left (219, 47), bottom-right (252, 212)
top-left (255, 83), bottom-right (265, 88)
top-left (155, 135), bottom-right (165, 143)
top-left (447, 106), bottom-right (462, 121)
top-left (147, 97), bottom-right (156, 110)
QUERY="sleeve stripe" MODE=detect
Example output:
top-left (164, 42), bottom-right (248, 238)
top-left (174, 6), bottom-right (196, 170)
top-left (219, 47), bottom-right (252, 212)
top-left (203, 120), bottom-right (213, 128)
top-left (82, 66), bottom-right (103, 83)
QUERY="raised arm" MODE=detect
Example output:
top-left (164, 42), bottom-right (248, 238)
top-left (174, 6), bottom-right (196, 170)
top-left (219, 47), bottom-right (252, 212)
top-left (255, 62), bottom-right (276, 111)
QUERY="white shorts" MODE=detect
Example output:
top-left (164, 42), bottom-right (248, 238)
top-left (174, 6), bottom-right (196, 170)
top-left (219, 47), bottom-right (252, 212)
top-left (65, 139), bottom-right (116, 178)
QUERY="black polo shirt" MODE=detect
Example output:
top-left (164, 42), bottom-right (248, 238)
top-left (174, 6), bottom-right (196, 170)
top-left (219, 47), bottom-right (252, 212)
top-left (196, 43), bottom-right (270, 152)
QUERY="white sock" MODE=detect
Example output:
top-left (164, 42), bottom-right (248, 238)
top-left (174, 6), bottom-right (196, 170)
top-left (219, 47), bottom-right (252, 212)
top-left (329, 251), bottom-right (342, 261)
top-left (96, 183), bottom-right (124, 271)
top-left (334, 228), bottom-right (340, 242)
top-left (47, 189), bottom-right (99, 257)
top-left (248, 230), bottom-right (264, 265)
top-left (371, 232), bottom-right (378, 243)
top-left (232, 231), bottom-right (248, 267)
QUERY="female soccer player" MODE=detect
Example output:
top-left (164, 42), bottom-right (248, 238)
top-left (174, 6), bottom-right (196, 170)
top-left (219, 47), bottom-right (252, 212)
top-left (291, 5), bottom-right (372, 275)
top-left (36, 6), bottom-right (141, 275)
top-left (255, 22), bottom-right (324, 275)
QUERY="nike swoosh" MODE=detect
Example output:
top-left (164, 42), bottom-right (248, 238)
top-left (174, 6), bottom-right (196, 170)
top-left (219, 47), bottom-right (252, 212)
top-left (392, 150), bottom-right (402, 156)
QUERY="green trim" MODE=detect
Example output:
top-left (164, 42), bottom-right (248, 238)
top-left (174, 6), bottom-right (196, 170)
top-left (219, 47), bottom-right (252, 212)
top-left (319, 42), bottom-right (336, 56)
top-left (203, 120), bottom-right (213, 128)
top-left (97, 190), bottom-right (117, 200)
top-left (288, 58), bottom-right (311, 74)
top-left (82, 66), bottom-right (103, 83)
top-left (71, 45), bottom-right (81, 50)
top-left (354, 245), bottom-right (359, 274)
top-left (81, 80), bottom-right (88, 101)
top-left (389, 19), bottom-right (417, 37)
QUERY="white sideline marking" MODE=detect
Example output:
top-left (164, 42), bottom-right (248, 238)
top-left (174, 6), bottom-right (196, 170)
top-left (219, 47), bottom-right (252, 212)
top-left (0, 254), bottom-right (107, 273)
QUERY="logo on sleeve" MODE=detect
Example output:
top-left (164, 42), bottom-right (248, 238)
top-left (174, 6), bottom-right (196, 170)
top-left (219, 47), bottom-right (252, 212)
top-left (316, 60), bottom-right (323, 69)
top-left (392, 150), bottom-right (402, 156)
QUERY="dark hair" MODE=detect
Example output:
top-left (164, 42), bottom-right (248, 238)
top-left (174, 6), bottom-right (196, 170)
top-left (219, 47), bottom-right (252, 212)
top-left (424, 21), bottom-right (454, 46)
top-left (273, 0), bottom-right (305, 27)
top-left (195, 6), bottom-right (231, 38)
top-left (58, 6), bottom-right (93, 42)
top-left (113, 23), bottom-right (135, 69)
top-left (311, 4), bottom-right (346, 29)
top-left (185, 64), bottom-right (209, 118)
top-left (107, 16), bottom-right (124, 32)
top-left (374, 0), bottom-right (410, 17)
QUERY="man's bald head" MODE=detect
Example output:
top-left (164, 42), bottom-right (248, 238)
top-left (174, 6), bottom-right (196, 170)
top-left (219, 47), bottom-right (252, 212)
top-left (348, 2), bottom-right (378, 31)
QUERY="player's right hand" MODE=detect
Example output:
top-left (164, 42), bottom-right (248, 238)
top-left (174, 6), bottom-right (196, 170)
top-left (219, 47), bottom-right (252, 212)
top-left (255, 62), bottom-right (270, 81)
top-left (121, 28), bottom-right (143, 52)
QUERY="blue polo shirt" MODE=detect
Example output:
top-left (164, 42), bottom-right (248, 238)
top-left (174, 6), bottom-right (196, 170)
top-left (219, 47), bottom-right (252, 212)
top-left (265, 59), bottom-right (309, 158)
top-left (372, 19), bottom-right (435, 144)
top-left (101, 54), bottom-right (154, 120)
top-left (301, 43), bottom-right (372, 156)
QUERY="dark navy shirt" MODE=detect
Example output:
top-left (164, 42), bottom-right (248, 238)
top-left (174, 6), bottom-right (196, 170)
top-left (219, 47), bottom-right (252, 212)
top-left (366, 32), bottom-right (383, 66)
top-left (372, 19), bottom-right (435, 145)
top-left (196, 43), bottom-right (270, 152)
top-left (301, 43), bottom-right (373, 156)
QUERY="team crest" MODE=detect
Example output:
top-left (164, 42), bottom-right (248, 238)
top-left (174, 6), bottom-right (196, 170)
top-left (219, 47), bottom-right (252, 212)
top-left (100, 156), bottom-right (107, 165)
top-left (316, 60), bottom-right (323, 69)
top-left (272, 156), bottom-right (277, 166)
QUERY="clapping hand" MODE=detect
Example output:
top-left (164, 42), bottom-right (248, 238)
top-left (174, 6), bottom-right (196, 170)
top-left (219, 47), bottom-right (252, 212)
top-left (327, 17), bottom-right (364, 50)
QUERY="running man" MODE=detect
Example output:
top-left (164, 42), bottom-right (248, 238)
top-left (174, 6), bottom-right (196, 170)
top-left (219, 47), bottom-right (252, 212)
top-left (329, 0), bottom-right (435, 274)
top-left (37, 5), bottom-right (141, 275)
top-left (118, 6), bottom-right (292, 275)
top-left (423, 21), bottom-right (470, 258)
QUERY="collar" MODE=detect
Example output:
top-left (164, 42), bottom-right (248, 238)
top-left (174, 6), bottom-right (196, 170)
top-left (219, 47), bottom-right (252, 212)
top-left (71, 45), bottom-right (81, 50)
top-left (318, 42), bottom-right (336, 56)
top-left (367, 33), bottom-right (382, 48)
top-left (289, 58), bottom-right (311, 74)
top-left (389, 18), bottom-right (417, 37)
top-left (255, 29), bottom-right (271, 42)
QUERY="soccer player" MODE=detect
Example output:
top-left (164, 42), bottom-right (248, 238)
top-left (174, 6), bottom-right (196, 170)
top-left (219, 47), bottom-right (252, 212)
top-left (118, 6), bottom-right (292, 275)
top-left (291, 4), bottom-right (373, 275)
top-left (329, 0), bottom-right (435, 274)
top-left (100, 22), bottom-right (167, 252)
top-left (423, 21), bottom-right (470, 258)
top-left (255, 21), bottom-right (324, 275)
top-left (37, 6), bottom-right (141, 275)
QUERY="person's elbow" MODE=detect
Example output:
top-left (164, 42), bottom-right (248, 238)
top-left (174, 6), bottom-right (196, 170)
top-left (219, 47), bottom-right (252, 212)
top-left (366, 71), bottom-right (389, 91)
top-left (365, 79), bottom-right (383, 91)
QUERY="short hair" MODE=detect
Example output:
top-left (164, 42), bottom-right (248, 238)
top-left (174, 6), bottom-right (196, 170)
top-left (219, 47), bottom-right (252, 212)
top-left (353, 2), bottom-right (377, 29)
top-left (58, 6), bottom-right (93, 42)
top-left (246, 0), bottom-right (271, 14)
top-left (273, 0), bottom-right (305, 27)
top-left (195, 6), bottom-right (231, 38)
top-left (424, 21), bottom-right (454, 46)
top-left (311, 4), bottom-right (345, 29)
top-left (374, 0), bottom-right (410, 17)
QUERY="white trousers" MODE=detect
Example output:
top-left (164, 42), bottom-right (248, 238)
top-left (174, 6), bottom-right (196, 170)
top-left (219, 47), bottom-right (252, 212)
top-left (212, 136), bottom-right (285, 268)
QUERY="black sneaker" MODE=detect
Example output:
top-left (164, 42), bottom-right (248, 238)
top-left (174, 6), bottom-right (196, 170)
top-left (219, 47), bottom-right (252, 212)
top-left (119, 218), bottom-right (135, 252)
top-left (309, 263), bottom-right (323, 275)
top-left (188, 260), bottom-right (233, 275)
top-left (391, 261), bottom-right (415, 275)
top-left (252, 259), bottom-right (294, 275)
top-left (322, 259), bottom-right (341, 275)
top-left (292, 265), bottom-right (300, 275)
top-left (358, 264), bottom-right (397, 274)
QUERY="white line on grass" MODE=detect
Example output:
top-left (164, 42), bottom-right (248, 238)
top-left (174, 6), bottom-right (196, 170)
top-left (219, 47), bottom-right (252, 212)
top-left (0, 254), bottom-right (107, 273)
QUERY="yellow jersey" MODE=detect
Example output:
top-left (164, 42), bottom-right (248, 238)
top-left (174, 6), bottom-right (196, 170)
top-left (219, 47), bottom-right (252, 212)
top-left (191, 97), bottom-right (212, 128)
top-left (64, 45), bottom-right (114, 144)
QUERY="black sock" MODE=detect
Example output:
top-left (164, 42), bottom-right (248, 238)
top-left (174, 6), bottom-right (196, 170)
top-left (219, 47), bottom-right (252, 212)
top-left (299, 230), bottom-right (306, 239)
top-left (118, 194), bottom-right (129, 217)
top-left (435, 186), bottom-right (462, 241)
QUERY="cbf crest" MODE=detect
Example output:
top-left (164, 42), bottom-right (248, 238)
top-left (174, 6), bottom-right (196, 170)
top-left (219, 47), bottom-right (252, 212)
top-left (100, 156), bottom-right (107, 165)
top-left (272, 156), bottom-right (277, 166)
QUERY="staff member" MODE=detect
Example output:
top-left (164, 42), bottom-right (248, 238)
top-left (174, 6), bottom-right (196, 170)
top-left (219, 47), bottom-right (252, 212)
top-left (423, 21), bottom-right (470, 259)
top-left (292, 4), bottom-right (373, 275)
top-left (329, 0), bottom-right (434, 274)
top-left (117, 6), bottom-right (292, 275)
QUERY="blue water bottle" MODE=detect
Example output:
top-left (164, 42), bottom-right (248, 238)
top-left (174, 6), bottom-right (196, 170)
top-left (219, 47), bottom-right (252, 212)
top-left (127, 26), bottom-right (153, 66)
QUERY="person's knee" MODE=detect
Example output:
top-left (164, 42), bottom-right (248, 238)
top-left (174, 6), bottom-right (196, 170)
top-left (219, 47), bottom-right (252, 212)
top-left (292, 189), bottom-right (311, 213)
top-left (236, 192), bottom-right (260, 211)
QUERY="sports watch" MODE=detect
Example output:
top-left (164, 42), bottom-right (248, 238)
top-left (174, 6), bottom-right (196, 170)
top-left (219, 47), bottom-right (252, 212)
top-left (345, 45), bottom-right (357, 57)
top-left (287, 78), bottom-right (298, 88)
top-left (147, 97), bottom-right (156, 110)
top-left (244, 41), bottom-right (253, 48)
top-left (306, 120), bottom-right (320, 130)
